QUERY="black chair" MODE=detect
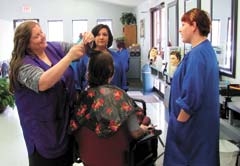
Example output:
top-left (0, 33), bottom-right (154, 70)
top-left (129, 98), bottom-right (165, 166)
top-left (128, 129), bottom-right (164, 166)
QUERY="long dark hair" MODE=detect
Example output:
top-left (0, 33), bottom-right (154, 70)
top-left (9, 21), bottom-right (39, 92)
top-left (87, 51), bottom-right (114, 87)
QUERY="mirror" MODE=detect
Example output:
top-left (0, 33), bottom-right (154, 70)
top-left (211, 0), bottom-right (238, 78)
top-left (183, 0), bottom-right (201, 53)
top-left (184, 0), bottom-right (201, 11)
top-left (167, 0), bottom-right (179, 47)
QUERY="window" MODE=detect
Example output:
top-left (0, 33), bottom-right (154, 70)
top-left (13, 19), bottom-right (39, 29)
top-left (211, 19), bottom-right (221, 46)
top-left (48, 20), bottom-right (63, 41)
top-left (152, 9), bottom-right (160, 49)
top-left (151, 3), bottom-right (165, 51)
top-left (72, 19), bottom-right (88, 43)
top-left (161, 7), bottom-right (166, 48)
top-left (226, 18), bottom-right (231, 67)
top-left (97, 19), bottom-right (113, 34)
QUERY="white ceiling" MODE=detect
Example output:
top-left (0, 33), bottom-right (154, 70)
top-left (93, 0), bottom-right (145, 7)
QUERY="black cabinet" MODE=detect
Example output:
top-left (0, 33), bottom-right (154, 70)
top-left (127, 56), bottom-right (140, 79)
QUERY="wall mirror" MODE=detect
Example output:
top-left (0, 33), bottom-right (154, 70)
top-left (166, 0), bottom-right (179, 83)
top-left (167, 0), bottom-right (178, 47)
top-left (184, 0), bottom-right (201, 12)
top-left (211, 0), bottom-right (238, 78)
top-left (183, 0), bottom-right (201, 53)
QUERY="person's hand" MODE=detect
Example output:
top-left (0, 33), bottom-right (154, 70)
top-left (147, 124), bottom-right (157, 130)
top-left (140, 124), bottom-right (149, 134)
top-left (81, 32), bottom-right (94, 45)
top-left (142, 116), bottom-right (151, 125)
top-left (67, 43), bottom-right (86, 61)
top-left (66, 32), bottom-right (94, 61)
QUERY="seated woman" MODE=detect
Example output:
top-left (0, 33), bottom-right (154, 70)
top-left (69, 50), bottom-right (150, 166)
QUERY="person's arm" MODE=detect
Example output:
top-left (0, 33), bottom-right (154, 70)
top-left (39, 32), bottom-right (94, 91)
top-left (38, 44), bottom-right (85, 91)
top-left (127, 113), bottom-right (149, 139)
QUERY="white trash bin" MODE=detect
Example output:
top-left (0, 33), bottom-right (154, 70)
top-left (220, 139), bottom-right (239, 166)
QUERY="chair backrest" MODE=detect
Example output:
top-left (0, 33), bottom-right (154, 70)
top-left (75, 126), bottom-right (129, 166)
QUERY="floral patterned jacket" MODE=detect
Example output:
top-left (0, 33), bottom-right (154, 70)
top-left (69, 84), bottom-right (140, 138)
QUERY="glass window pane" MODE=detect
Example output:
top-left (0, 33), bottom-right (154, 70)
top-left (161, 7), bottom-right (166, 48)
top-left (97, 19), bottom-right (113, 35)
top-left (153, 10), bottom-right (160, 49)
top-left (212, 19), bottom-right (221, 46)
top-left (13, 19), bottom-right (39, 29)
top-left (72, 19), bottom-right (88, 43)
top-left (48, 20), bottom-right (63, 41)
top-left (151, 5), bottom-right (165, 51)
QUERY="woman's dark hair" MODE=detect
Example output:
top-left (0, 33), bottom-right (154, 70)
top-left (88, 51), bottom-right (114, 87)
top-left (9, 21), bottom-right (39, 92)
top-left (91, 24), bottom-right (113, 48)
top-left (181, 8), bottom-right (211, 36)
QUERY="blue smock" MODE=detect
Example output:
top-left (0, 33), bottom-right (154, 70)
top-left (116, 48), bottom-right (130, 91)
top-left (73, 49), bottom-right (125, 90)
top-left (71, 55), bottom-right (89, 91)
top-left (164, 40), bottom-right (220, 166)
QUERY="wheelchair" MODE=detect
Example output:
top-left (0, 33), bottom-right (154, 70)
top-left (130, 98), bottom-right (165, 166)
top-left (73, 98), bottom-right (165, 166)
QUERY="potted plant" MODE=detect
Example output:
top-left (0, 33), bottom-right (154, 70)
top-left (0, 78), bottom-right (14, 113)
top-left (115, 36), bottom-right (125, 43)
top-left (120, 12), bottom-right (136, 25)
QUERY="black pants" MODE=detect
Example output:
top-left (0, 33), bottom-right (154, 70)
top-left (29, 149), bottom-right (73, 166)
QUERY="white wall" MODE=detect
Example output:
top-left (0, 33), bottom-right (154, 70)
top-left (0, 0), bottom-right (135, 60)
top-left (0, 0), bottom-right (239, 83)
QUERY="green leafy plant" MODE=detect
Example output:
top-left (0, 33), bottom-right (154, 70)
top-left (120, 12), bottom-right (136, 25)
top-left (0, 78), bottom-right (14, 113)
top-left (115, 36), bottom-right (125, 42)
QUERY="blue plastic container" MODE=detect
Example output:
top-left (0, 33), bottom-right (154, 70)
top-left (142, 64), bottom-right (153, 94)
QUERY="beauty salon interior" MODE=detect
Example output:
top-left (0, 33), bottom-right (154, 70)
top-left (1, 0), bottom-right (240, 165)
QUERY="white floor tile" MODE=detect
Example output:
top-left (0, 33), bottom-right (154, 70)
top-left (0, 107), bottom-right (28, 166)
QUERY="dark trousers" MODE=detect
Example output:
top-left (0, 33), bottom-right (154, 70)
top-left (29, 149), bottom-right (73, 166)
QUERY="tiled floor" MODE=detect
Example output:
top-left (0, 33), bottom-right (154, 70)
top-left (0, 106), bottom-right (28, 165)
